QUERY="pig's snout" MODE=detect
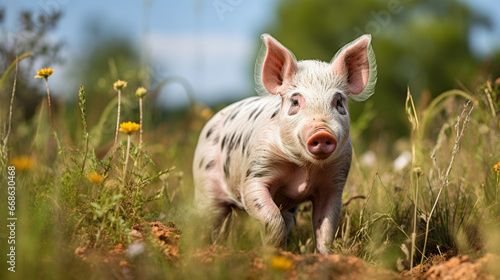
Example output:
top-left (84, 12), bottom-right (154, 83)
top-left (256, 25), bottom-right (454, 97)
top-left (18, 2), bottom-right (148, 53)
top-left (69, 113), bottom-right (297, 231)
top-left (306, 131), bottom-right (337, 159)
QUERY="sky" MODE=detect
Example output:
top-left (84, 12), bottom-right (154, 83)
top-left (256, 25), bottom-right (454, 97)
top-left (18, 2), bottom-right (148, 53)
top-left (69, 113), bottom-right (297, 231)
top-left (2, 0), bottom-right (500, 107)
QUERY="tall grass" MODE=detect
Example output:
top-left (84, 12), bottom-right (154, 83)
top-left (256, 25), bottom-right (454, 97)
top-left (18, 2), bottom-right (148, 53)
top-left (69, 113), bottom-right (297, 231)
top-left (333, 78), bottom-right (500, 273)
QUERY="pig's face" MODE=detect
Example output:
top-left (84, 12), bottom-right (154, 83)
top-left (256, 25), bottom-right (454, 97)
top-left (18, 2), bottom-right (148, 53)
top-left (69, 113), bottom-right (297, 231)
top-left (256, 34), bottom-right (376, 165)
top-left (277, 61), bottom-right (352, 164)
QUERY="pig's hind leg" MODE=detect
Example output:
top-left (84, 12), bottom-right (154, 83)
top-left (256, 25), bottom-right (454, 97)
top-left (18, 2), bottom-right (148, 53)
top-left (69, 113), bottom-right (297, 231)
top-left (193, 112), bottom-right (236, 244)
top-left (194, 173), bottom-right (234, 244)
top-left (209, 200), bottom-right (235, 244)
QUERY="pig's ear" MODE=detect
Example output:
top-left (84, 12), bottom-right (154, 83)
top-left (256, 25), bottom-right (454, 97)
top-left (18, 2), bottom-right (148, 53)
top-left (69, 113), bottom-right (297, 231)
top-left (331, 34), bottom-right (377, 101)
top-left (255, 34), bottom-right (297, 96)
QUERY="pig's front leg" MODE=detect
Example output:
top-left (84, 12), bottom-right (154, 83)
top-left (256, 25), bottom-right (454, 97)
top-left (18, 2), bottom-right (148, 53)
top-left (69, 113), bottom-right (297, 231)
top-left (242, 182), bottom-right (287, 248)
top-left (312, 188), bottom-right (344, 254)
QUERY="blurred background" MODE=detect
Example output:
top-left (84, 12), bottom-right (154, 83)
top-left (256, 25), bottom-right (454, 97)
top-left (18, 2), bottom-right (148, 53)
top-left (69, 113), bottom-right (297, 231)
top-left (1, 0), bottom-right (500, 144)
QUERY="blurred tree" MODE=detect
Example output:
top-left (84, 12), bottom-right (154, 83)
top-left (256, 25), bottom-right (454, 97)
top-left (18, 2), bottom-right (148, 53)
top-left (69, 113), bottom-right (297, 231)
top-left (0, 9), bottom-right (64, 121)
top-left (266, 0), bottom-right (499, 138)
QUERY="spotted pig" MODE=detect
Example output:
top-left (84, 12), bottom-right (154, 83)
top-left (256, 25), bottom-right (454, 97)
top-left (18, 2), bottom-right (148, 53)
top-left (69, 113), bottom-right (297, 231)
top-left (193, 33), bottom-right (377, 254)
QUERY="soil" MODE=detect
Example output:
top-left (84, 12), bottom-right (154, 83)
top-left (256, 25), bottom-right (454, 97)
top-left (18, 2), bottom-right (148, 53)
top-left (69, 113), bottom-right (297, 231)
top-left (75, 221), bottom-right (499, 279)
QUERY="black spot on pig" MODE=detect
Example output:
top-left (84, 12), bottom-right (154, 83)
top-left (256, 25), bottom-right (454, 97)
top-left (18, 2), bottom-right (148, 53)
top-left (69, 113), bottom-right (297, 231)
top-left (253, 105), bottom-right (266, 121)
top-left (212, 136), bottom-right (220, 145)
top-left (234, 134), bottom-right (242, 150)
top-left (198, 158), bottom-right (204, 169)
top-left (205, 160), bottom-right (215, 170)
top-left (230, 111), bottom-right (239, 120)
top-left (221, 135), bottom-right (227, 150)
top-left (255, 202), bottom-right (263, 210)
top-left (270, 109), bottom-right (279, 119)
top-left (228, 133), bottom-right (236, 151)
top-left (248, 106), bottom-right (259, 120)
top-left (242, 132), bottom-right (252, 155)
top-left (223, 156), bottom-right (231, 178)
top-left (246, 167), bottom-right (269, 178)
top-left (235, 101), bottom-right (246, 110)
top-left (206, 127), bottom-right (215, 139)
top-left (246, 160), bottom-right (271, 178)
top-left (253, 170), bottom-right (270, 178)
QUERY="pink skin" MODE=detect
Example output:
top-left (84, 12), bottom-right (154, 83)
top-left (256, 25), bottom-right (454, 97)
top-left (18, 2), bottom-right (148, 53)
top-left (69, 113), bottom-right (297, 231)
top-left (306, 131), bottom-right (337, 159)
top-left (193, 33), bottom-right (375, 254)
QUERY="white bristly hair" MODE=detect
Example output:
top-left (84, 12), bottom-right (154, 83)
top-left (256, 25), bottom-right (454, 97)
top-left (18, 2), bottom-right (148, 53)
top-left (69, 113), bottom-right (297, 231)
top-left (254, 34), bottom-right (377, 102)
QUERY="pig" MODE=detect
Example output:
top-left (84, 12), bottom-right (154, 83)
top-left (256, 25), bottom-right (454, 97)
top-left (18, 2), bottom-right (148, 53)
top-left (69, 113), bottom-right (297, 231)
top-left (192, 33), bottom-right (377, 254)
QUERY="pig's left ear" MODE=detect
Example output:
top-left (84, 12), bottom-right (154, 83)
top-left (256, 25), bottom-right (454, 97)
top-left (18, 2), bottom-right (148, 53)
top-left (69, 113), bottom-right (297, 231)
top-left (255, 34), bottom-right (298, 96)
top-left (331, 34), bottom-right (377, 101)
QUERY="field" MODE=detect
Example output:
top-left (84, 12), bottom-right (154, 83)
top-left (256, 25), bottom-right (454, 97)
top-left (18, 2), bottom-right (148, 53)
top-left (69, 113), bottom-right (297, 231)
top-left (1, 60), bottom-right (500, 279)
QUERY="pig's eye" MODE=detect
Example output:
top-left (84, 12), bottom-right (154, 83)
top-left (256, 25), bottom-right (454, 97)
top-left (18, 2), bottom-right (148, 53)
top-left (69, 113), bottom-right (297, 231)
top-left (333, 93), bottom-right (346, 115)
top-left (337, 98), bottom-right (344, 110)
top-left (288, 93), bottom-right (304, 116)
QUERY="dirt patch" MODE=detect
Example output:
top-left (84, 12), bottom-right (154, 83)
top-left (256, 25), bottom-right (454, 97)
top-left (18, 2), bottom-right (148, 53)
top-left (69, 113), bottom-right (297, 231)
top-left (280, 251), bottom-right (400, 280)
top-left (189, 245), bottom-right (399, 279)
top-left (402, 253), bottom-right (454, 278)
top-left (74, 221), bottom-right (499, 279)
top-left (423, 254), bottom-right (499, 280)
top-left (74, 221), bottom-right (181, 266)
top-left (403, 254), bottom-right (500, 280)
top-left (148, 221), bottom-right (181, 260)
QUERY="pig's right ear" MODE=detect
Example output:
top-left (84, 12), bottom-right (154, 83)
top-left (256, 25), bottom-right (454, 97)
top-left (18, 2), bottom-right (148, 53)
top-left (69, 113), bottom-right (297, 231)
top-left (331, 34), bottom-right (377, 101)
top-left (255, 34), bottom-right (297, 96)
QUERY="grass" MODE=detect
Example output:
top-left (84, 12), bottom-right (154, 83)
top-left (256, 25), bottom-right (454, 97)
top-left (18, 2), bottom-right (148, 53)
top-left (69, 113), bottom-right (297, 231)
top-left (0, 59), bottom-right (499, 279)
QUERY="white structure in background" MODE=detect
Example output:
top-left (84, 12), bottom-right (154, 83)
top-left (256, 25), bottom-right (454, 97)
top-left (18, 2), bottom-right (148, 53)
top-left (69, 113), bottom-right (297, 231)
top-left (360, 150), bottom-right (377, 167)
top-left (393, 151), bottom-right (411, 171)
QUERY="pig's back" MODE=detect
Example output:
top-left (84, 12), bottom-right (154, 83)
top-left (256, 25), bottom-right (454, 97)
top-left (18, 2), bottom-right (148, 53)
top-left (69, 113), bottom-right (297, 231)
top-left (193, 94), bottom-right (281, 206)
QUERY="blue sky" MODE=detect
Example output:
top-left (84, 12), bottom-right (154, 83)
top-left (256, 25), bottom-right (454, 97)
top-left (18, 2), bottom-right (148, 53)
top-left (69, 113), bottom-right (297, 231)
top-left (3, 0), bottom-right (282, 107)
top-left (3, 0), bottom-right (500, 107)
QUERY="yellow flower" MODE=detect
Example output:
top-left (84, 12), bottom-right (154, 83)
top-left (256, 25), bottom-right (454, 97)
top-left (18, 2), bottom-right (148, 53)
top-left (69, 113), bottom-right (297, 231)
top-left (119, 121), bottom-right (140, 134)
top-left (269, 255), bottom-right (293, 272)
top-left (494, 162), bottom-right (500, 172)
top-left (34, 68), bottom-right (54, 79)
top-left (87, 172), bottom-right (104, 184)
top-left (200, 107), bottom-right (214, 120)
top-left (135, 87), bottom-right (147, 98)
top-left (113, 80), bottom-right (127, 91)
top-left (9, 156), bottom-right (35, 171)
